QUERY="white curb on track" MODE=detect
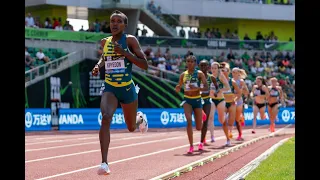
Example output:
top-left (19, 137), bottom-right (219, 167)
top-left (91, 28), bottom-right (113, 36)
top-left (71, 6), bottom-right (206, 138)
top-left (150, 124), bottom-right (293, 180)
top-left (225, 136), bottom-right (292, 180)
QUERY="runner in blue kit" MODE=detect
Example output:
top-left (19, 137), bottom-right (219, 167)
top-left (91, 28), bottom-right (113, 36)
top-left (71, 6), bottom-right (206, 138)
top-left (91, 10), bottom-right (148, 175)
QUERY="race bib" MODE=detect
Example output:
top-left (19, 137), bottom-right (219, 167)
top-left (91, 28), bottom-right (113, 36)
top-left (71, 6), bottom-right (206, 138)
top-left (105, 59), bottom-right (125, 70)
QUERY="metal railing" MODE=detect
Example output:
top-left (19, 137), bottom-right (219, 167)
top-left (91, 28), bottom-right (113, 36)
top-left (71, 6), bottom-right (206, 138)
top-left (143, 0), bottom-right (180, 36)
top-left (133, 64), bottom-right (180, 83)
top-left (25, 49), bottom-right (87, 87)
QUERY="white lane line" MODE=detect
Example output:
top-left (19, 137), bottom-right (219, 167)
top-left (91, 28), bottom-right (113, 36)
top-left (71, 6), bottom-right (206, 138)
top-left (25, 131), bottom-right (180, 146)
top-left (150, 124), bottom-right (292, 180)
top-left (25, 131), bottom-right (183, 152)
top-left (225, 137), bottom-right (292, 180)
top-left (25, 132), bottom-right (201, 163)
top-left (33, 125), bottom-right (270, 180)
top-left (25, 134), bottom-right (98, 142)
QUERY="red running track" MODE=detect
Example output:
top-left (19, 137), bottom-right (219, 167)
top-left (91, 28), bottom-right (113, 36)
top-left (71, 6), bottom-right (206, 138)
top-left (25, 124), bottom-right (295, 180)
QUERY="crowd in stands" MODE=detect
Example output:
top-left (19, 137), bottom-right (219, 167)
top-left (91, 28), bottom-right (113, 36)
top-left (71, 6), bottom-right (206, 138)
top-left (25, 12), bottom-right (111, 33)
top-left (25, 46), bottom-right (51, 70)
top-left (25, 13), bottom-right (74, 31)
top-left (217, 0), bottom-right (294, 5)
top-left (181, 28), bottom-right (293, 42)
top-left (147, 0), bottom-right (163, 19)
top-left (143, 46), bottom-right (295, 106)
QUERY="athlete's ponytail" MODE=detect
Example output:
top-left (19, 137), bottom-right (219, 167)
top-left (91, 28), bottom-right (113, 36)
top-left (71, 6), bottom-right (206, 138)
top-left (239, 69), bottom-right (247, 79)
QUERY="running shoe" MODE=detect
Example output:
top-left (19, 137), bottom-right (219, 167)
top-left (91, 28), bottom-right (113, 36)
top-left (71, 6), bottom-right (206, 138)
top-left (198, 143), bottom-right (204, 151)
top-left (211, 135), bottom-right (215, 142)
top-left (236, 136), bottom-right (244, 141)
top-left (97, 162), bottom-right (111, 175)
top-left (225, 140), bottom-right (231, 147)
top-left (187, 146), bottom-right (194, 154)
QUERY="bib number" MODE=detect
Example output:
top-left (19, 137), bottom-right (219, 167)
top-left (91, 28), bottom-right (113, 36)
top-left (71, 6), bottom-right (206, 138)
top-left (105, 58), bottom-right (125, 74)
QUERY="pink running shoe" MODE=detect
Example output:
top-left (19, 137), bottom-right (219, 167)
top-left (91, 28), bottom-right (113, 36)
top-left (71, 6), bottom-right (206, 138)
top-left (187, 146), bottom-right (194, 154)
top-left (236, 136), bottom-right (244, 141)
top-left (198, 143), bottom-right (204, 151)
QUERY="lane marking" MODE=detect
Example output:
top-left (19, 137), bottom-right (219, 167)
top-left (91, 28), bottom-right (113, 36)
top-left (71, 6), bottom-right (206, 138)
top-left (25, 131), bottom-right (187, 152)
top-left (34, 125), bottom-right (269, 180)
top-left (25, 131), bottom-right (180, 146)
top-left (150, 124), bottom-right (292, 180)
top-left (225, 137), bottom-right (292, 180)
top-left (26, 132), bottom-right (201, 163)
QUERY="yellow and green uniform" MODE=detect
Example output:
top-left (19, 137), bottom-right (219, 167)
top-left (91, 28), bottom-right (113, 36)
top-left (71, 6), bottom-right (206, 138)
top-left (102, 34), bottom-right (137, 104)
top-left (201, 73), bottom-right (213, 105)
top-left (180, 70), bottom-right (202, 109)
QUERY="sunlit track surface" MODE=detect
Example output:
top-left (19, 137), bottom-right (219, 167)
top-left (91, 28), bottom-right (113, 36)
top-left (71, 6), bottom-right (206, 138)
top-left (25, 125), bottom-right (295, 180)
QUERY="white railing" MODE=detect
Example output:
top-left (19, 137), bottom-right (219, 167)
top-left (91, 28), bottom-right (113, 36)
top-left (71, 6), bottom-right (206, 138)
top-left (142, 8), bottom-right (178, 37)
top-left (25, 49), bottom-right (86, 87)
top-left (133, 64), bottom-right (180, 83)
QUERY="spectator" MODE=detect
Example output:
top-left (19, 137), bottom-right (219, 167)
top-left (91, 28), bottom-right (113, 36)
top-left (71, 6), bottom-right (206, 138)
top-left (217, 52), bottom-right (225, 62)
top-left (227, 49), bottom-right (235, 60)
top-left (25, 47), bottom-right (35, 69)
top-left (282, 59), bottom-right (290, 67)
top-left (285, 52), bottom-right (291, 60)
top-left (256, 31), bottom-right (264, 40)
top-left (179, 28), bottom-right (185, 38)
top-left (232, 30), bottom-right (239, 39)
top-left (94, 19), bottom-right (101, 33)
top-left (79, 25), bottom-right (85, 31)
top-left (241, 51), bottom-right (250, 61)
top-left (157, 58), bottom-right (166, 71)
top-left (44, 17), bottom-right (52, 29)
top-left (164, 48), bottom-right (171, 60)
top-left (234, 58), bottom-right (243, 68)
top-left (224, 29), bottom-right (232, 39)
top-left (290, 65), bottom-right (295, 76)
top-left (63, 21), bottom-right (74, 31)
top-left (142, 26), bottom-right (148, 36)
top-left (155, 6), bottom-right (162, 19)
top-left (244, 33), bottom-right (251, 40)
top-left (266, 57), bottom-right (274, 67)
top-left (25, 13), bottom-right (35, 27)
top-left (87, 24), bottom-right (95, 32)
top-left (260, 51), bottom-right (266, 61)
top-left (147, 0), bottom-right (157, 14)
top-left (55, 22), bottom-right (63, 31)
top-left (52, 18), bottom-right (59, 29)
top-left (215, 28), bottom-right (221, 38)
top-left (171, 61), bottom-right (179, 73)
top-left (36, 49), bottom-right (50, 63)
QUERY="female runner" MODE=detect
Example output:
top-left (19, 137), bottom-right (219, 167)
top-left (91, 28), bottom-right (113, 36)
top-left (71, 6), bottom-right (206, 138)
top-left (175, 55), bottom-right (208, 153)
top-left (231, 67), bottom-right (249, 140)
top-left (268, 77), bottom-right (283, 132)
top-left (250, 76), bottom-right (269, 134)
top-left (207, 62), bottom-right (231, 145)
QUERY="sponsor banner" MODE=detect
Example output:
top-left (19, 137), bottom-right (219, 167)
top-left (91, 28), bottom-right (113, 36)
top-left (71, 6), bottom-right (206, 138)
top-left (25, 109), bottom-right (52, 131)
top-left (57, 108), bottom-right (294, 131)
top-left (242, 107), bottom-right (295, 126)
top-left (58, 108), bottom-right (196, 130)
top-left (25, 108), bottom-right (295, 131)
top-left (138, 36), bottom-right (294, 51)
top-left (25, 27), bottom-right (110, 42)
